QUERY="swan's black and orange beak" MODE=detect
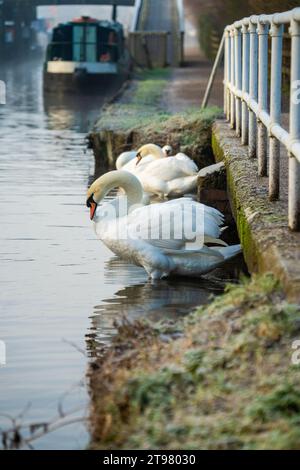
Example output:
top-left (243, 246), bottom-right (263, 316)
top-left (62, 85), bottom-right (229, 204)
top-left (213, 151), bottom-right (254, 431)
top-left (136, 152), bottom-right (142, 166)
top-left (86, 194), bottom-right (97, 220)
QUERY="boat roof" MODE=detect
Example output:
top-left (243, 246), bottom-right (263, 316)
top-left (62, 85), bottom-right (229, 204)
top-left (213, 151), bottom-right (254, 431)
top-left (57, 16), bottom-right (124, 32)
top-left (72, 16), bottom-right (99, 23)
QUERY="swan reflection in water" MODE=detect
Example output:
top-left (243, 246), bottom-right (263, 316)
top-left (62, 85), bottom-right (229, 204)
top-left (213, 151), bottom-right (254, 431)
top-left (87, 255), bottom-right (244, 357)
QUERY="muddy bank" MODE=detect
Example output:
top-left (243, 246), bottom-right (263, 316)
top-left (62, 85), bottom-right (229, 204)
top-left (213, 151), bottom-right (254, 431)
top-left (88, 69), bottom-right (222, 174)
top-left (89, 274), bottom-right (300, 449)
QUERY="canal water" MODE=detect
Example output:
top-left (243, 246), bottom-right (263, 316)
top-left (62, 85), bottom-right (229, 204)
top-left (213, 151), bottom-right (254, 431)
top-left (0, 59), bottom-right (226, 450)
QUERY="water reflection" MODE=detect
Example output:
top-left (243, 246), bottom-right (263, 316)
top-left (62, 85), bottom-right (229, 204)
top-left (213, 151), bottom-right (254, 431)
top-left (87, 256), bottom-right (235, 356)
top-left (0, 59), bottom-right (117, 449)
top-left (43, 88), bottom-right (118, 133)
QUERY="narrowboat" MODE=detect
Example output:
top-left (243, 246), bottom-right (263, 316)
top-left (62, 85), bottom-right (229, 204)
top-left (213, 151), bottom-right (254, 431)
top-left (43, 16), bottom-right (130, 93)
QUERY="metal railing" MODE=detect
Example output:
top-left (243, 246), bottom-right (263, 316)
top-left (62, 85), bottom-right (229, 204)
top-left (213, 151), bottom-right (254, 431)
top-left (223, 8), bottom-right (300, 231)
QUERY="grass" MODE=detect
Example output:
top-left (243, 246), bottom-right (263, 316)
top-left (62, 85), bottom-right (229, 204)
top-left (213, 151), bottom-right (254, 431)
top-left (95, 69), bottom-right (172, 132)
top-left (89, 274), bottom-right (300, 449)
top-left (132, 69), bottom-right (171, 106)
top-left (91, 66), bottom-right (222, 168)
top-left (137, 106), bottom-right (223, 168)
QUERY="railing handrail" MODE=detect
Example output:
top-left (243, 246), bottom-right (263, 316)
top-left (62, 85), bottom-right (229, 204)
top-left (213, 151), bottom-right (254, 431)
top-left (222, 6), bottom-right (300, 231)
top-left (226, 7), bottom-right (300, 30)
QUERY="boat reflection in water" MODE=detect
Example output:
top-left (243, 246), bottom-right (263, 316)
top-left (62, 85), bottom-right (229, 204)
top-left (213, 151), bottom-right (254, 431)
top-left (43, 89), bottom-right (117, 132)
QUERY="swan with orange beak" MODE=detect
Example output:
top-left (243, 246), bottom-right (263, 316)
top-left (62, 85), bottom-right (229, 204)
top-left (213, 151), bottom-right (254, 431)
top-left (86, 170), bottom-right (241, 280)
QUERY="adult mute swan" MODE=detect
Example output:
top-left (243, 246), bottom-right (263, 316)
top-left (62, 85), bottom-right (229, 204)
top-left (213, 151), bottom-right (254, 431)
top-left (115, 144), bottom-right (171, 171)
top-left (135, 143), bottom-right (201, 198)
top-left (86, 170), bottom-right (241, 280)
top-left (116, 144), bottom-right (167, 203)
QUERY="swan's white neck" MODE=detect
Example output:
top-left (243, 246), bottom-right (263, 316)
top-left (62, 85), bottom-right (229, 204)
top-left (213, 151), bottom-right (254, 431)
top-left (138, 144), bottom-right (165, 160)
top-left (151, 147), bottom-right (165, 160)
top-left (92, 170), bottom-right (143, 209)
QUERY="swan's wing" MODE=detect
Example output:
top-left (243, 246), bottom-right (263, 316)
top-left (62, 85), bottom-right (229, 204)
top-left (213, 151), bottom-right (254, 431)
top-left (142, 156), bottom-right (198, 182)
top-left (126, 199), bottom-right (224, 252)
top-left (174, 154), bottom-right (199, 174)
top-left (122, 154), bottom-right (156, 173)
top-left (138, 174), bottom-right (168, 196)
top-left (126, 203), bottom-right (183, 250)
top-left (163, 245), bottom-right (224, 260)
top-left (166, 175), bottom-right (197, 195)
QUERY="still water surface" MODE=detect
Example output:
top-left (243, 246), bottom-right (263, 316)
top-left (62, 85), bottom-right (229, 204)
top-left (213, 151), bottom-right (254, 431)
top-left (0, 60), bottom-right (223, 449)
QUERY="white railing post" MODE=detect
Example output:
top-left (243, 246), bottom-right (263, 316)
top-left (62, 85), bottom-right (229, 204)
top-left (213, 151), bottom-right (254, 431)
top-left (230, 28), bottom-right (236, 129)
top-left (224, 30), bottom-right (229, 118)
top-left (269, 23), bottom-right (283, 201)
top-left (226, 29), bottom-right (231, 121)
top-left (257, 18), bottom-right (269, 176)
top-left (289, 18), bottom-right (300, 231)
top-left (248, 19), bottom-right (258, 158)
top-left (234, 25), bottom-right (242, 137)
top-left (241, 22), bottom-right (250, 145)
top-left (224, 30), bottom-right (227, 115)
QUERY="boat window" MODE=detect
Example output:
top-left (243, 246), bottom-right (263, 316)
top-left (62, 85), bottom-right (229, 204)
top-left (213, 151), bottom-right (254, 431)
top-left (72, 25), bottom-right (97, 62)
top-left (85, 26), bottom-right (97, 62)
top-left (50, 25), bottom-right (72, 60)
top-left (98, 27), bottom-right (118, 62)
top-left (73, 25), bottom-right (85, 61)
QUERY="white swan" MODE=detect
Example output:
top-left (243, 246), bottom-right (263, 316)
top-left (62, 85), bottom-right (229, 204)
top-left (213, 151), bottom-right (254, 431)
top-left (86, 170), bottom-right (241, 280)
top-left (116, 145), bottom-right (166, 204)
top-left (135, 144), bottom-right (201, 198)
top-left (162, 144), bottom-right (172, 156)
top-left (116, 151), bottom-right (137, 170)
top-left (116, 144), bottom-right (171, 171)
